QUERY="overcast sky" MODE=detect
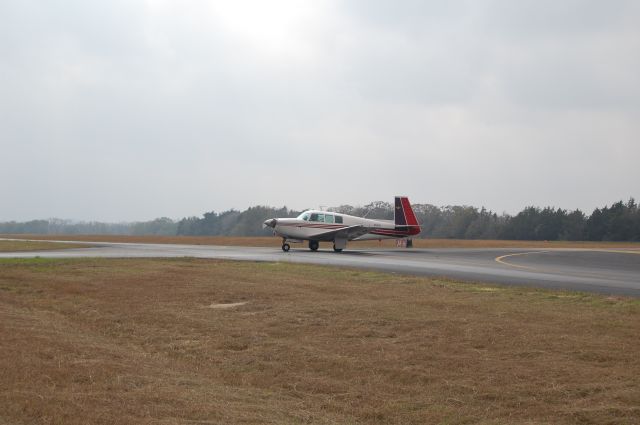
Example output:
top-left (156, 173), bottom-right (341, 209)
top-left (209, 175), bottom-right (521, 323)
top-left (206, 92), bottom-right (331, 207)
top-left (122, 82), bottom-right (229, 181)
top-left (1, 1), bottom-right (638, 221)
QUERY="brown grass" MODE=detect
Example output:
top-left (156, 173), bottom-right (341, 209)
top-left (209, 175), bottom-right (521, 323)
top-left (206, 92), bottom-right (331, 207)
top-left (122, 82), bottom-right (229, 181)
top-left (1, 258), bottom-right (639, 424)
top-left (0, 239), bottom-right (87, 252)
top-left (3, 234), bottom-right (640, 249)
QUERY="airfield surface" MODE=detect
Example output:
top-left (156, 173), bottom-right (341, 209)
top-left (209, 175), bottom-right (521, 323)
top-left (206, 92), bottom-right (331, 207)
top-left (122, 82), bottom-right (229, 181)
top-left (2, 257), bottom-right (640, 424)
top-left (1, 240), bottom-right (638, 296)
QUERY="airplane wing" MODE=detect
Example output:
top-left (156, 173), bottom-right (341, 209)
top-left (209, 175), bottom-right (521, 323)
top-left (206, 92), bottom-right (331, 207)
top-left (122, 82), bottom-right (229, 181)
top-left (311, 225), bottom-right (371, 242)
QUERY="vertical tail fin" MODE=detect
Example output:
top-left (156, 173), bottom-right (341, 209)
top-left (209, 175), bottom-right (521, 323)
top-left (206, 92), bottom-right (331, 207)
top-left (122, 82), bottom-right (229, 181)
top-left (395, 196), bottom-right (421, 235)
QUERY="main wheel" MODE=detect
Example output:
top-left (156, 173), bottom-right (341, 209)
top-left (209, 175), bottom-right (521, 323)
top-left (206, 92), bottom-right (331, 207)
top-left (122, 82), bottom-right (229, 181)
top-left (282, 243), bottom-right (290, 252)
top-left (333, 244), bottom-right (343, 253)
top-left (309, 240), bottom-right (319, 251)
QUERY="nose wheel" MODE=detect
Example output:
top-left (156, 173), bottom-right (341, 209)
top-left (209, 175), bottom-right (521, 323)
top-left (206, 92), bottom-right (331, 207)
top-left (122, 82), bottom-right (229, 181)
top-left (281, 238), bottom-right (291, 252)
top-left (309, 240), bottom-right (319, 251)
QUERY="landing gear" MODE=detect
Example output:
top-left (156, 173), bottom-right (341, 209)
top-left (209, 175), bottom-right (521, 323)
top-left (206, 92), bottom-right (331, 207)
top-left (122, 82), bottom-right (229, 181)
top-left (333, 244), bottom-right (343, 253)
top-left (281, 243), bottom-right (290, 252)
top-left (309, 240), bottom-right (319, 251)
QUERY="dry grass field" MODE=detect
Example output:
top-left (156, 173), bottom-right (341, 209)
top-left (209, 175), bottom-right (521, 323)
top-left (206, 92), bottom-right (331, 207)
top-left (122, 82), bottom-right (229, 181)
top-left (0, 239), bottom-right (87, 252)
top-left (1, 258), bottom-right (639, 424)
top-left (3, 234), bottom-right (640, 249)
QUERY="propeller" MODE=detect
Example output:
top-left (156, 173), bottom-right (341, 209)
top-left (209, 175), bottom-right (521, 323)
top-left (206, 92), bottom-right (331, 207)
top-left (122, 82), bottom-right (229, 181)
top-left (262, 218), bottom-right (277, 229)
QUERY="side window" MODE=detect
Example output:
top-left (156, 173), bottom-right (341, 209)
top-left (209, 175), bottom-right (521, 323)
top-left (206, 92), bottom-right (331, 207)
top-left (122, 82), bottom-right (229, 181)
top-left (317, 214), bottom-right (325, 222)
top-left (310, 213), bottom-right (319, 222)
top-left (325, 214), bottom-right (334, 223)
top-left (335, 215), bottom-right (343, 224)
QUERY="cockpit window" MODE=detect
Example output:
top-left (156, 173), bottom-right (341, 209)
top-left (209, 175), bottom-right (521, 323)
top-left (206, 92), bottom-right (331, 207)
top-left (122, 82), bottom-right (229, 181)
top-left (309, 213), bottom-right (330, 222)
top-left (301, 212), bottom-right (342, 223)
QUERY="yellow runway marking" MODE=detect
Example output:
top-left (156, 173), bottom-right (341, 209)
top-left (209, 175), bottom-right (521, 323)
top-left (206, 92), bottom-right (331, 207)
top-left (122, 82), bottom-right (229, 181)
top-left (495, 249), bottom-right (640, 280)
top-left (494, 251), bottom-right (550, 271)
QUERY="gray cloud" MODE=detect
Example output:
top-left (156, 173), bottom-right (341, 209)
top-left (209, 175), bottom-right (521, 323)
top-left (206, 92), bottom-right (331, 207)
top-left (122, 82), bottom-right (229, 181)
top-left (0, 1), bottom-right (638, 221)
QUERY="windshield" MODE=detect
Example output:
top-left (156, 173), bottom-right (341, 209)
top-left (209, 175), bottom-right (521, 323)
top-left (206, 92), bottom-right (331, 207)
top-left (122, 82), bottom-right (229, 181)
top-left (296, 211), bottom-right (310, 221)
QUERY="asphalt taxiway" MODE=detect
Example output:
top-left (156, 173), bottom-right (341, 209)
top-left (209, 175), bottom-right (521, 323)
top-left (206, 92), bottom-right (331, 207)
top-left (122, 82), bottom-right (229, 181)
top-left (1, 241), bottom-right (638, 296)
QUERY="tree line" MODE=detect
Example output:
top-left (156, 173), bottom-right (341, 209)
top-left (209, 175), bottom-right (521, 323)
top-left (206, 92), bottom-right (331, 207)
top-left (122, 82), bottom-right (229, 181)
top-left (0, 217), bottom-right (178, 236)
top-left (331, 199), bottom-right (640, 241)
top-left (1, 199), bottom-right (639, 241)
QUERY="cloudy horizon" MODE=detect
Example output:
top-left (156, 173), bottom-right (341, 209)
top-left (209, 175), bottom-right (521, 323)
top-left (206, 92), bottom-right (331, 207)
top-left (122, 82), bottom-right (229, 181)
top-left (1, 1), bottom-right (638, 222)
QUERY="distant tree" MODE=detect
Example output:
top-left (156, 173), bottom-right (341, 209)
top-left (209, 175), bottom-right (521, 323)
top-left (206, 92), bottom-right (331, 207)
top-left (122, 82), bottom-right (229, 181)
top-left (446, 206), bottom-right (478, 239)
top-left (131, 217), bottom-right (177, 235)
top-left (412, 204), bottom-right (445, 238)
top-left (465, 207), bottom-right (502, 239)
top-left (560, 209), bottom-right (586, 241)
top-left (501, 206), bottom-right (540, 240)
top-left (534, 207), bottom-right (566, 240)
top-left (605, 201), bottom-right (625, 240)
top-left (175, 206), bottom-right (299, 236)
top-left (177, 217), bottom-right (200, 236)
top-left (585, 207), bottom-right (606, 241)
top-left (344, 201), bottom-right (393, 220)
top-left (630, 198), bottom-right (640, 241)
top-left (604, 199), bottom-right (640, 241)
top-left (229, 206), bottom-right (298, 236)
top-left (329, 205), bottom-right (355, 216)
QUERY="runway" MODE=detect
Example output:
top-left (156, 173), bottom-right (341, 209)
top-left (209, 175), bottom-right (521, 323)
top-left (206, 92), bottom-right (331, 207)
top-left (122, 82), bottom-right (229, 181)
top-left (1, 241), bottom-right (639, 296)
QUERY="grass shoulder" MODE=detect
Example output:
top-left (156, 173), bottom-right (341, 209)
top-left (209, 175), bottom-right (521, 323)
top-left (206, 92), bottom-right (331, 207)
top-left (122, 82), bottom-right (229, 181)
top-left (0, 239), bottom-right (89, 252)
top-left (1, 258), bottom-right (639, 424)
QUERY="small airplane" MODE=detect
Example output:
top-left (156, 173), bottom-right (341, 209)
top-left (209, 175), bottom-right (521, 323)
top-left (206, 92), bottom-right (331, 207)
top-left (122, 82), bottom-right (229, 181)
top-left (263, 196), bottom-right (421, 252)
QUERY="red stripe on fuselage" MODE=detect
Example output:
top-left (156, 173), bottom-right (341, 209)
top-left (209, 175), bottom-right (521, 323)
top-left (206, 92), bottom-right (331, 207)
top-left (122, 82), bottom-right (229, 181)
top-left (371, 226), bottom-right (420, 237)
top-left (371, 229), bottom-right (411, 236)
top-left (278, 223), bottom-right (347, 229)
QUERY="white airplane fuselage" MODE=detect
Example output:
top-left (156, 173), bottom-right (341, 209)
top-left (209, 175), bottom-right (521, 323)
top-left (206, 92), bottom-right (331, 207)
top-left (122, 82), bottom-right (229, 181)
top-left (263, 196), bottom-right (421, 252)
top-left (271, 212), bottom-right (404, 241)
